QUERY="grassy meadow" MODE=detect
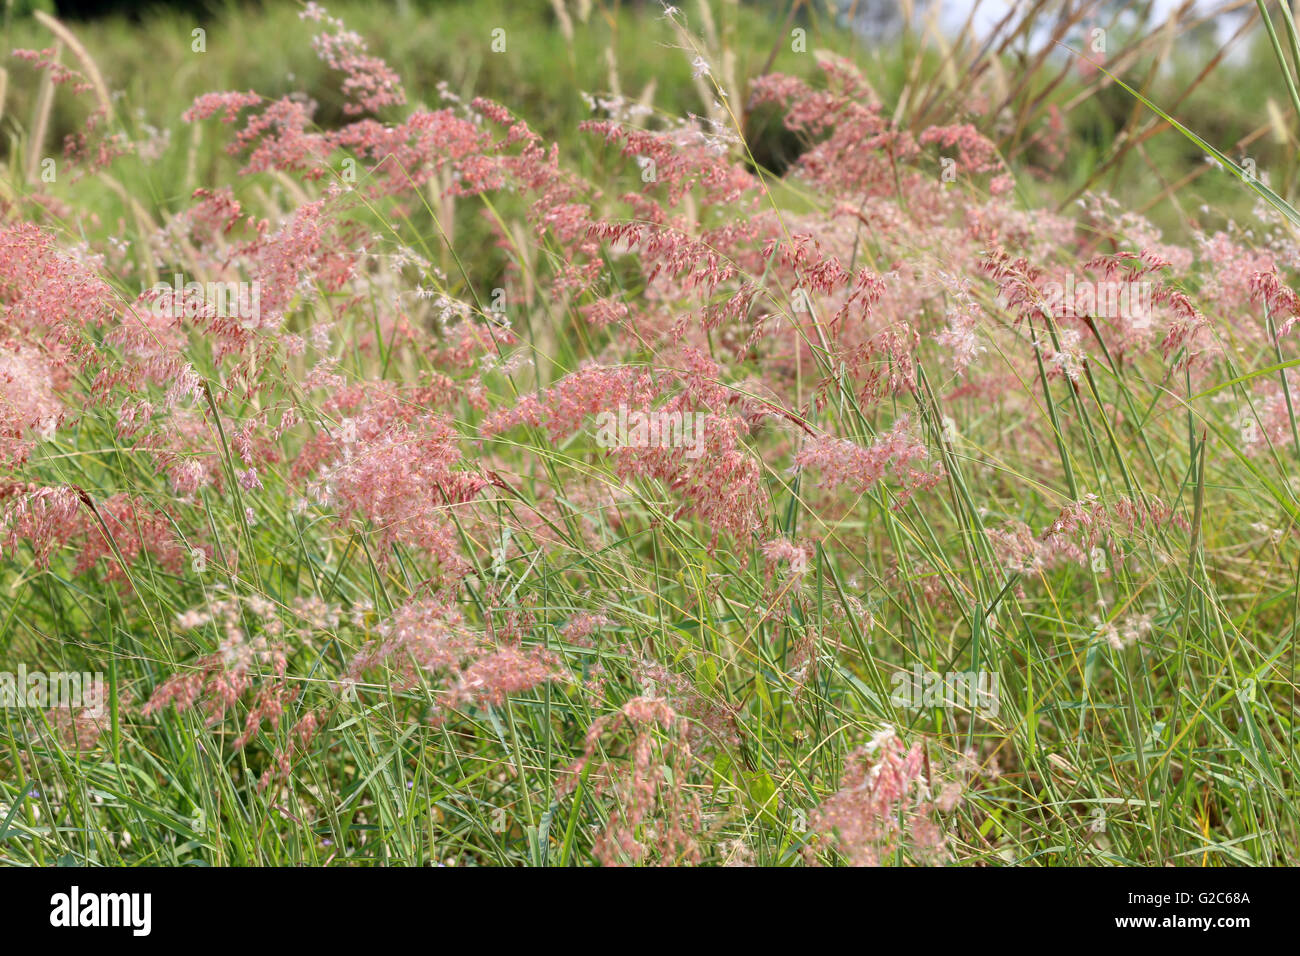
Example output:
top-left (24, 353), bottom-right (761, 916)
top-left (1, 0), bottom-right (1299, 868)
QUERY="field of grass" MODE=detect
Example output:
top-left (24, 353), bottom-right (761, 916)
top-left (1, 0), bottom-right (1299, 868)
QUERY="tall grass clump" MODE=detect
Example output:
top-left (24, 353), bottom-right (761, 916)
top-left (0, 0), bottom-right (1297, 866)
